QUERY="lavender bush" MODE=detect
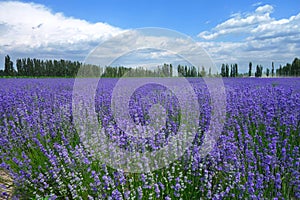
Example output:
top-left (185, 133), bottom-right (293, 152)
top-left (0, 78), bottom-right (299, 199)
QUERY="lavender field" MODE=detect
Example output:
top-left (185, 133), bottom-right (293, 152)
top-left (0, 78), bottom-right (299, 199)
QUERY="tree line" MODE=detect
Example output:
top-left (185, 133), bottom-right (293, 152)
top-left (276, 58), bottom-right (300, 76)
top-left (1, 55), bottom-right (299, 78)
top-left (220, 57), bottom-right (300, 77)
top-left (1, 55), bottom-right (81, 77)
top-left (75, 63), bottom-right (212, 78)
top-left (247, 58), bottom-right (300, 77)
top-left (220, 63), bottom-right (239, 77)
top-left (0, 55), bottom-right (211, 78)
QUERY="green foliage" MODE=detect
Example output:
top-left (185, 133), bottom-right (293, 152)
top-left (221, 64), bottom-right (226, 77)
top-left (4, 55), bottom-right (15, 76)
top-left (4, 55), bottom-right (300, 78)
top-left (220, 63), bottom-right (238, 77)
top-left (276, 57), bottom-right (300, 76)
top-left (266, 68), bottom-right (270, 77)
top-left (255, 65), bottom-right (263, 77)
top-left (177, 65), bottom-right (203, 77)
top-left (3, 55), bottom-right (213, 78)
top-left (10, 57), bottom-right (81, 77)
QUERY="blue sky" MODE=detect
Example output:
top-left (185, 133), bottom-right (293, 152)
top-left (16, 0), bottom-right (300, 38)
top-left (0, 0), bottom-right (300, 72)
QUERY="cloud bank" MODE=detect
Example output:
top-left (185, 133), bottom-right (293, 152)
top-left (198, 4), bottom-right (300, 71)
top-left (0, 1), bottom-right (122, 64)
top-left (0, 2), bottom-right (299, 73)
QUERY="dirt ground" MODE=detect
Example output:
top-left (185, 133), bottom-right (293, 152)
top-left (0, 170), bottom-right (13, 199)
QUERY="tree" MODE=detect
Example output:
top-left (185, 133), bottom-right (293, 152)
top-left (255, 65), bottom-right (259, 77)
top-left (271, 62), bottom-right (274, 77)
top-left (283, 63), bottom-right (292, 76)
top-left (200, 66), bottom-right (206, 77)
top-left (187, 66), bottom-right (191, 77)
top-left (291, 57), bottom-right (300, 76)
top-left (248, 62), bottom-right (252, 77)
top-left (178, 65), bottom-right (186, 77)
top-left (278, 65), bottom-right (282, 76)
top-left (266, 68), bottom-right (270, 77)
top-left (225, 64), bottom-right (229, 77)
top-left (4, 55), bottom-right (14, 76)
top-left (221, 64), bottom-right (226, 77)
top-left (234, 63), bottom-right (238, 77)
top-left (277, 59), bottom-right (300, 77)
top-left (162, 64), bottom-right (169, 77)
top-left (191, 66), bottom-right (197, 77)
top-left (27, 58), bottom-right (33, 76)
top-left (255, 65), bottom-right (263, 77)
top-left (208, 67), bottom-right (211, 77)
top-left (16, 59), bottom-right (23, 76)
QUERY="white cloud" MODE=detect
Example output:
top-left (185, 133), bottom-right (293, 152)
top-left (198, 5), bottom-right (273, 40)
top-left (252, 2), bottom-right (263, 7)
top-left (1, 1), bottom-right (299, 74)
top-left (255, 4), bottom-right (273, 14)
top-left (0, 1), bottom-right (122, 62)
top-left (197, 4), bottom-right (300, 72)
top-left (85, 29), bottom-right (214, 72)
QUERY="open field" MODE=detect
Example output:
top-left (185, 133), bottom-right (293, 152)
top-left (0, 78), bottom-right (299, 199)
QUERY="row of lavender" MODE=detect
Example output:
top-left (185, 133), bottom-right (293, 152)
top-left (0, 78), bottom-right (299, 199)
